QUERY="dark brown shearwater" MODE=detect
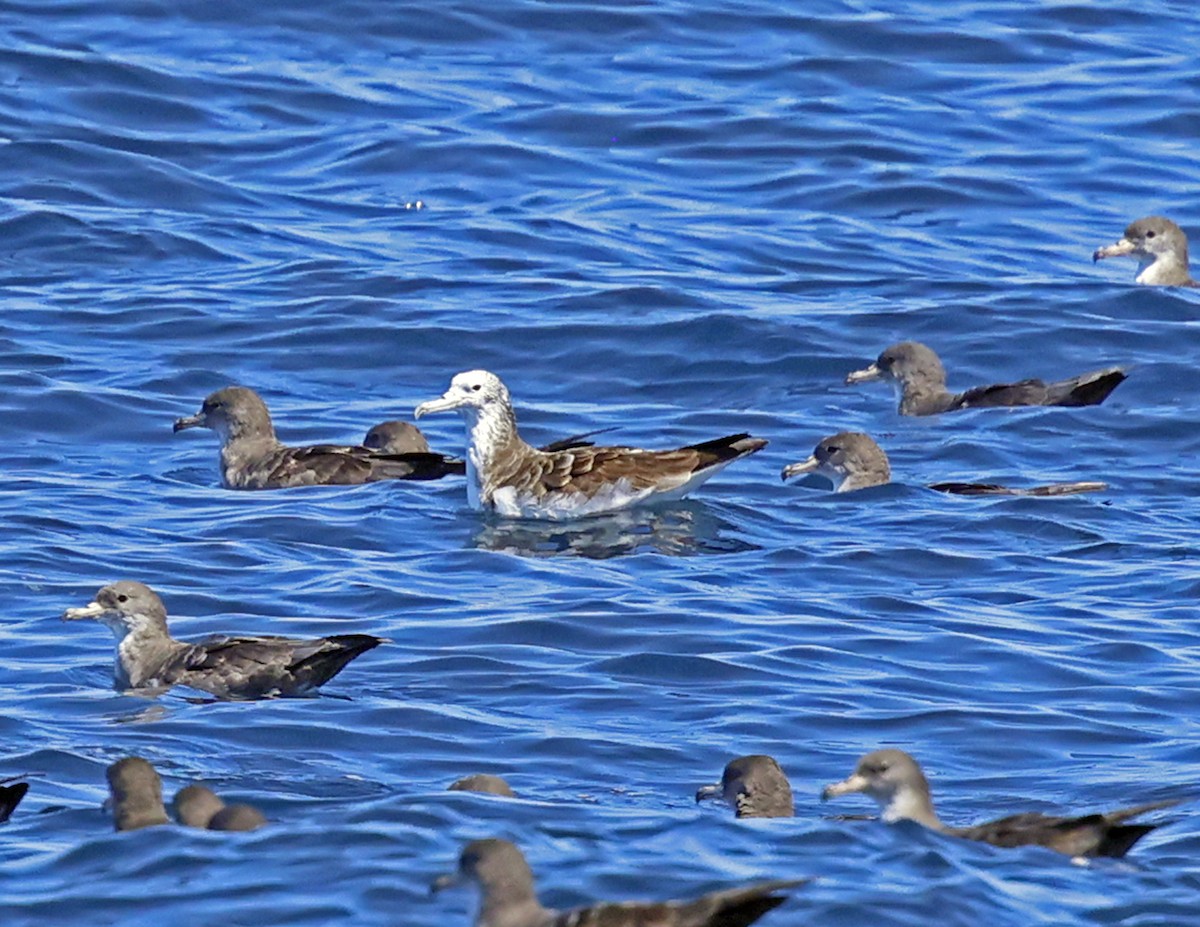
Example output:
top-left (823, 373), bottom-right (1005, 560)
top-left (696, 755), bottom-right (795, 819)
top-left (174, 386), bottom-right (465, 489)
top-left (415, 370), bottom-right (767, 518)
top-left (432, 838), bottom-right (806, 927)
top-left (782, 431), bottom-right (1107, 496)
top-left (1093, 216), bottom-right (1197, 286)
top-left (821, 748), bottom-right (1177, 858)
top-left (63, 581), bottom-right (383, 699)
top-left (846, 342), bottom-right (1126, 416)
top-left (107, 757), bottom-right (170, 832)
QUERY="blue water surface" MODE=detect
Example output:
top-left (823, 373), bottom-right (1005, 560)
top-left (2, 2), bottom-right (1199, 925)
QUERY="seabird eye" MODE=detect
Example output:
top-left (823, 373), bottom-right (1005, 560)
top-left (1146, 230), bottom-right (1156, 238)
top-left (117, 594), bottom-right (128, 603)
top-left (471, 384), bottom-right (482, 392)
top-left (826, 444), bottom-right (840, 454)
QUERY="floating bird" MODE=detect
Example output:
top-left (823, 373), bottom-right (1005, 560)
top-left (447, 774), bottom-right (516, 797)
top-left (821, 748), bottom-right (1177, 858)
top-left (781, 432), bottom-right (1107, 496)
top-left (414, 370), bottom-right (767, 519)
top-left (63, 581), bottom-right (383, 699)
top-left (431, 838), bottom-right (806, 927)
top-left (107, 757), bottom-right (170, 832)
top-left (174, 386), bottom-right (465, 489)
top-left (696, 755), bottom-right (794, 819)
top-left (173, 784), bottom-right (267, 831)
top-left (845, 342), bottom-right (1126, 416)
top-left (0, 777), bottom-right (29, 823)
top-left (1093, 216), bottom-right (1197, 286)
top-left (362, 420), bottom-right (431, 455)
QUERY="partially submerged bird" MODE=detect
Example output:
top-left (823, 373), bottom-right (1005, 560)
top-left (107, 757), bottom-right (170, 832)
top-left (781, 431), bottom-right (1107, 496)
top-left (173, 784), bottom-right (267, 831)
top-left (821, 748), bottom-right (1177, 858)
top-left (0, 777), bottom-right (29, 823)
top-left (447, 774), bottom-right (516, 797)
top-left (63, 581), bottom-right (383, 699)
top-left (696, 755), bottom-right (795, 819)
top-left (431, 838), bottom-right (806, 927)
top-left (845, 342), bottom-right (1126, 416)
top-left (414, 370), bottom-right (767, 519)
top-left (174, 386), bottom-right (465, 489)
top-left (1093, 216), bottom-right (1197, 286)
top-left (362, 420), bottom-right (431, 455)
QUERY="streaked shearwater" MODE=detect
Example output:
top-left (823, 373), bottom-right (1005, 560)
top-left (447, 774), bottom-right (516, 797)
top-left (414, 370), bottom-right (768, 519)
top-left (174, 386), bottom-right (466, 489)
top-left (107, 757), bottom-right (170, 832)
top-left (431, 838), bottom-right (806, 927)
top-left (173, 784), bottom-right (267, 831)
top-left (63, 581), bottom-right (383, 699)
top-left (0, 778), bottom-right (28, 823)
top-left (822, 748), bottom-right (1177, 858)
top-left (781, 431), bottom-right (1107, 496)
top-left (1093, 216), bottom-right (1197, 286)
top-left (846, 342), bottom-right (1126, 416)
top-left (696, 755), bottom-right (794, 819)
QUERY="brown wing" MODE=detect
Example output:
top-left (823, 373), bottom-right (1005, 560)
top-left (956, 799), bottom-right (1176, 857)
top-left (240, 445), bottom-right (463, 488)
top-left (929, 481), bottom-right (1108, 496)
top-left (552, 879), bottom-right (804, 927)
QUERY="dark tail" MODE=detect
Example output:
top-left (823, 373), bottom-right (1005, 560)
top-left (1053, 368), bottom-right (1127, 407)
top-left (930, 481), bottom-right (1108, 496)
top-left (1096, 798), bottom-right (1181, 858)
top-left (375, 452), bottom-right (466, 481)
top-left (686, 433), bottom-right (769, 463)
top-left (0, 781), bottom-right (29, 822)
top-left (698, 879), bottom-right (808, 927)
top-left (289, 635), bottom-right (384, 689)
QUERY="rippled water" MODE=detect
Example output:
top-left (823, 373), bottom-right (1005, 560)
top-left (2, 2), bottom-right (1200, 925)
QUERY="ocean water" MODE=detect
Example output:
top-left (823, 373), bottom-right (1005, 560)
top-left (2, 1), bottom-right (1199, 924)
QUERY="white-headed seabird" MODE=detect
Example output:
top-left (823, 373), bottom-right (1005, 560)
top-left (107, 757), bottom-right (171, 832)
top-left (174, 386), bottom-right (465, 489)
top-left (173, 784), bottom-right (267, 831)
top-left (63, 581), bottom-right (384, 699)
top-left (781, 431), bottom-right (1107, 496)
top-left (414, 370), bottom-right (767, 519)
top-left (431, 838), bottom-right (806, 927)
top-left (696, 755), bottom-right (795, 819)
top-left (1093, 216), bottom-right (1197, 286)
top-left (821, 748), bottom-right (1178, 858)
top-left (846, 342), bottom-right (1126, 416)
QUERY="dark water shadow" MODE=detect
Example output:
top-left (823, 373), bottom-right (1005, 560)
top-left (469, 501), bottom-right (759, 559)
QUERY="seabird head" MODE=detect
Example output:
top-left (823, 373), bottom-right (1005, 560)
top-left (821, 748), bottom-right (939, 826)
top-left (781, 432), bottom-right (891, 491)
top-left (62, 581), bottom-right (171, 640)
top-left (106, 756), bottom-right (170, 831)
top-left (846, 342), bottom-right (947, 393)
top-left (173, 784), bottom-right (226, 828)
top-left (447, 773), bottom-right (516, 797)
top-left (696, 754), bottom-right (795, 818)
top-left (362, 420), bottom-right (430, 455)
top-left (174, 386), bottom-right (276, 443)
top-left (414, 370), bottom-right (512, 423)
top-left (1093, 216), bottom-right (1192, 285)
top-left (431, 838), bottom-right (539, 907)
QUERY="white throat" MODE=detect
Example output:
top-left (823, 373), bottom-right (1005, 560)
top-left (460, 403), bottom-right (518, 509)
top-left (1136, 252), bottom-right (1185, 284)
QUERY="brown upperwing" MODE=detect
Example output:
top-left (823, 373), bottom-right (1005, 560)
top-left (550, 878), bottom-right (803, 927)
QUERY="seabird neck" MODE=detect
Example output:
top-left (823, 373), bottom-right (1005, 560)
top-left (110, 620), bottom-right (182, 689)
top-left (1136, 252), bottom-right (1192, 286)
top-left (462, 402), bottom-right (536, 502)
top-left (883, 784), bottom-right (944, 830)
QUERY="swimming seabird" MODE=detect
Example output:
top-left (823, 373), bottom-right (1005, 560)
top-left (107, 757), bottom-right (170, 832)
top-left (845, 342), bottom-right (1126, 416)
top-left (447, 774), bottom-right (516, 797)
top-left (821, 748), bottom-right (1177, 858)
top-left (414, 370), bottom-right (767, 519)
top-left (63, 581), bottom-right (383, 699)
top-left (174, 386), bottom-right (465, 489)
top-left (173, 784), bottom-right (267, 831)
top-left (0, 777), bottom-right (28, 823)
top-left (362, 420), bottom-right (431, 455)
top-left (781, 431), bottom-right (1107, 496)
top-left (1093, 216), bottom-right (1197, 286)
top-left (431, 838), bottom-right (806, 927)
top-left (696, 755), bottom-right (795, 819)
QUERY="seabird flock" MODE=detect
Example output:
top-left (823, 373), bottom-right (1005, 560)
top-left (8, 216), bottom-right (1187, 925)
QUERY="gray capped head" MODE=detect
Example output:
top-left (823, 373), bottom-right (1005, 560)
top-left (1093, 216), bottom-right (1195, 286)
top-left (362, 420), bottom-right (430, 454)
top-left (62, 581), bottom-right (170, 639)
top-left (696, 755), bottom-right (795, 818)
top-left (781, 432), bottom-right (890, 492)
top-left (174, 386), bottom-right (277, 443)
top-left (106, 756), bottom-right (170, 832)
